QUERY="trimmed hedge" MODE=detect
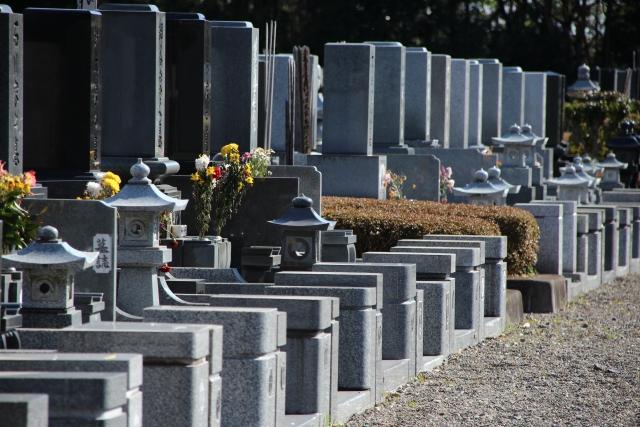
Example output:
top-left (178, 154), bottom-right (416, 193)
top-left (322, 197), bottom-right (540, 276)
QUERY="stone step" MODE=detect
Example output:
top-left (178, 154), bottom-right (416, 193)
top-left (506, 289), bottom-right (524, 326)
top-left (381, 359), bottom-right (410, 393)
top-left (507, 274), bottom-right (566, 313)
top-left (420, 355), bottom-right (445, 373)
top-left (284, 413), bottom-right (324, 427)
top-left (483, 317), bottom-right (503, 338)
top-left (336, 390), bottom-right (372, 424)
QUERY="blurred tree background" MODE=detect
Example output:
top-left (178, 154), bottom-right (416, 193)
top-left (7, 0), bottom-right (640, 80)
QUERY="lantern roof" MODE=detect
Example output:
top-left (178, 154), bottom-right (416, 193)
top-left (488, 167), bottom-right (521, 193)
top-left (453, 169), bottom-right (508, 196)
top-left (596, 152), bottom-right (628, 169)
top-left (268, 195), bottom-right (336, 230)
top-left (491, 124), bottom-right (535, 146)
top-left (546, 166), bottom-right (591, 187)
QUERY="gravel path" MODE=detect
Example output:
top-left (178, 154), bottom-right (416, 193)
top-left (346, 275), bottom-right (640, 427)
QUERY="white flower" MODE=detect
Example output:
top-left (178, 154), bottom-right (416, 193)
top-left (93, 172), bottom-right (106, 182)
top-left (195, 154), bottom-right (210, 172)
top-left (86, 181), bottom-right (103, 197)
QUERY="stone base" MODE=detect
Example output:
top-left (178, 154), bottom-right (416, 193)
top-left (307, 155), bottom-right (386, 200)
top-left (483, 317), bottom-right (503, 338)
top-left (336, 391), bottom-right (372, 424)
top-left (507, 275), bottom-right (566, 313)
top-left (380, 359), bottom-right (409, 393)
top-left (284, 414), bottom-right (324, 427)
top-left (585, 275), bottom-right (601, 292)
top-left (630, 258), bottom-right (640, 274)
top-left (616, 264), bottom-right (630, 278)
top-left (564, 274), bottom-right (585, 302)
top-left (453, 329), bottom-right (475, 352)
top-left (505, 289), bottom-right (524, 326)
top-left (20, 308), bottom-right (82, 329)
top-left (420, 355), bottom-right (445, 373)
top-left (405, 139), bottom-right (440, 149)
top-left (601, 269), bottom-right (617, 286)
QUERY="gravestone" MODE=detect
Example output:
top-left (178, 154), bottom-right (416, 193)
top-left (23, 8), bottom-right (99, 178)
top-left (477, 59), bottom-right (502, 147)
top-left (501, 67), bottom-right (525, 135)
top-left (0, 6), bottom-right (22, 175)
top-left (310, 54), bottom-right (321, 150)
top-left (259, 54), bottom-right (295, 152)
top-left (24, 199), bottom-right (118, 321)
top-left (467, 60), bottom-right (483, 148)
top-left (307, 154), bottom-right (386, 200)
top-left (385, 154), bottom-right (440, 201)
top-left (267, 165), bottom-right (322, 214)
top-left (165, 13), bottom-right (212, 172)
top-left (429, 54), bottom-right (451, 147)
top-left (210, 21), bottom-right (259, 155)
top-left (98, 4), bottom-right (179, 182)
top-left (515, 203), bottom-right (563, 275)
top-left (364, 42), bottom-right (409, 154)
top-left (404, 47), bottom-right (431, 145)
top-left (524, 72), bottom-right (547, 139)
top-left (322, 43), bottom-right (375, 155)
top-left (449, 59), bottom-right (470, 149)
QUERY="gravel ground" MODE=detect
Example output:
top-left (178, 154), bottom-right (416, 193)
top-left (346, 275), bottom-right (640, 427)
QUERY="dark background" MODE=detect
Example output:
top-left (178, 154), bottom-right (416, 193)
top-left (8, 0), bottom-right (640, 81)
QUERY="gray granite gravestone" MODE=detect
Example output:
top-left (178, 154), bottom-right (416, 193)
top-left (58, 322), bottom-right (216, 427)
top-left (98, 4), bottom-right (179, 182)
top-left (267, 165), bottom-right (322, 214)
top-left (0, 394), bottom-right (48, 427)
top-left (307, 154), bottom-right (386, 200)
top-left (415, 280), bottom-right (453, 357)
top-left (363, 42), bottom-right (410, 154)
top-left (477, 59), bottom-right (502, 147)
top-left (579, 205), bottom-right (617, 286)
top-left (143, 306), bottom-right (281, 427)
top-left (449, 59), bottom-right (470, 149)
top-left (210, 21), bottom-right (259, 155)
top-left (501, 67), bottom-right (525, 135)
top-left (576, 214), bottom-right (589, 280)
top-left (576, 209), bottom-right (604, 290)
top-left (515, 203), bottom-right (563, 275)
top-left (23, 8), bottom-right (99, 179)
top-left (617, 207), bottom-right (632, 278)
top-left (165, 13), bottom-right (212, 172)
top-left (429, 54), bottom-right (451, 147)
top-left (322, 43), bottom-right (375, 155)
top-left (467, 60), bottom-right (483, 149)
top-left (259, 54), bottom-right (295, 152)
top-left (24, 199), bottom-right (118, 321)
top-left (404, 48), bottom-right (432, 145)
top-left (0, 6), bottom-right (22, 175)
top-left (524, 72), bottom-right (547, 139)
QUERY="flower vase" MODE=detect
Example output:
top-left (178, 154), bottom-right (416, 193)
top-left (182, 238), bottom-right (219, 268)
top-left (206, 236), bottom-right (231, 268)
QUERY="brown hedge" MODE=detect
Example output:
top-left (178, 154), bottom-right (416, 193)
top-left (322, 197), bottom-right (540, 276)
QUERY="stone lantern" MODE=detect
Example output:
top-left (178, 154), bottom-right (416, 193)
top-left (567, 64), bottom-right (599, 98)
top-left (453, 169), bottom-right (508, 206)
top-left (105, 159), bottom-right (188, 316)
top-left (605, 121), bottom-right (640, 188)
top-left (492, 124), bottom-right (536, 168)
top-left (546, 166), bottom-right (591, 204)
top-left (268, 195), bottom-right (335, 270)
top-left (597, 152), bottom-right (628, 190)
top-left (488, 166), bottom-right (521, 198)
top-left (581, 156), bottom-right (602, 176)
top-left (574, 161), bottom-right (598, 188)
top-left (2, 226), bottom-right (98, 328)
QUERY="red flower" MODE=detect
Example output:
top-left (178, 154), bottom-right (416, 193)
top-left (214, 167), bottom-right (221, 179)
top-left (159, 265), bottom-right (171, 273)
top-left (171, 240), bottom-right (179, 247)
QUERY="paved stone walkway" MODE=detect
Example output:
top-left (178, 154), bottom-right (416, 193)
top-left (346, 275), bottom-right (640, 426)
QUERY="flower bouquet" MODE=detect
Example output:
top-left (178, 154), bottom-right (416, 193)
top-left (80, 171), bottom-right (121, 200)
top-left (0, 161), bottom-right (41, 254)
top-left (440, 166), bottom-right (454, 203)
top-left (191, 154), bottom-right (221, 239)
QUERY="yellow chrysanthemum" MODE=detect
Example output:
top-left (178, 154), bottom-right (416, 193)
top-left (246, 176), bottom-right (254, 185)
top-left (244, 164), bottom-right (252, 175)
top-left (237, 182), bottom-right (243, 191)
top-left (206, 166), bottom-right (217, 176)
top-left (221, 143), bottom-right (239, 157)
top-left (102, 178), bottom-right (120, 193)
top-left (105, 171), bottom-right (121, 184)
top-left (229, 153), bottom-right (240, 163)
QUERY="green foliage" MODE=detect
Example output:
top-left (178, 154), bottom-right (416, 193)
top-left (323, 197), bottom-right (540, 276)
top-left (565, 91), bottom-right (640, 159)
top-left (1, 190), bottom-right (42, 254)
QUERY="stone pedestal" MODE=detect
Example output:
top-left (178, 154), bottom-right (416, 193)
top-left (515, 204), bottom-right (563, 275)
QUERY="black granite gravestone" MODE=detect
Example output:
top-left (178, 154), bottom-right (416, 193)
top-left (0, 6), bottom-right (21, 175)
top-left (210, 21), bottom-right (259, 155)
top-left (23, 8), bottom-right (99, 179)
top-left (98, 4), bottom-right (178, 181)
top-left (545, 72), bottom-right (565, 148)
top-left (165, 13), bottom-right (212, 172)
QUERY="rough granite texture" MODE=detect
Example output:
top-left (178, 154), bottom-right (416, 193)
top-left (390, 246), bottom-right (482, 268)
top-left (403, 239), bottom-right (486, 261)
top-left (363, 252), bottom-right (456, 275)
top-left (420, 235), bottom-right (507, 260)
